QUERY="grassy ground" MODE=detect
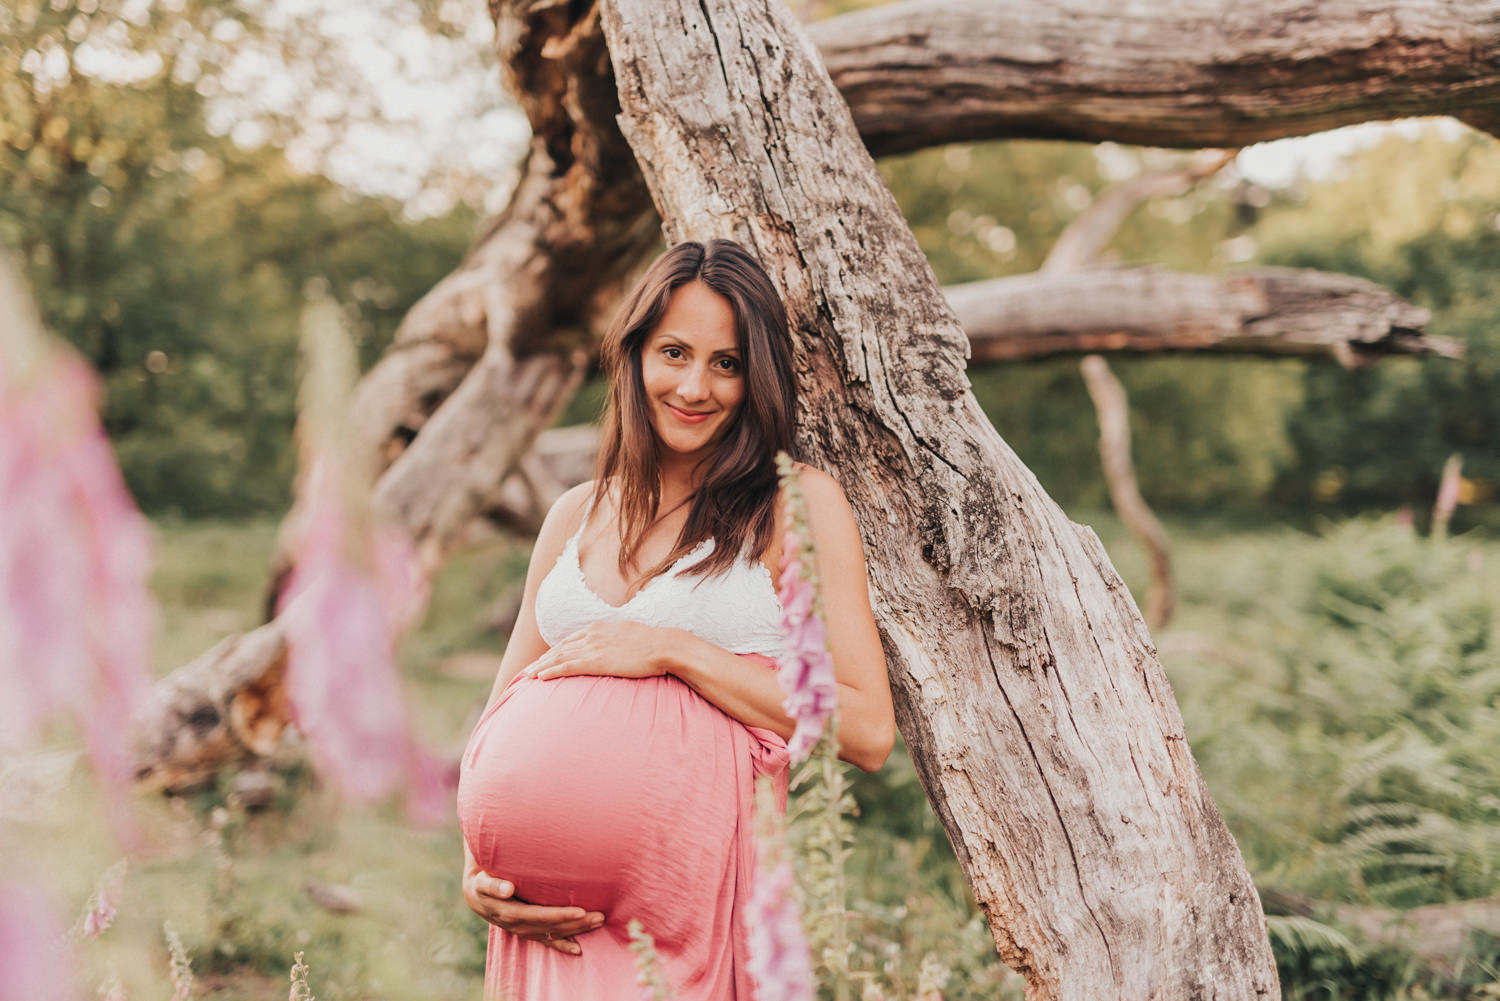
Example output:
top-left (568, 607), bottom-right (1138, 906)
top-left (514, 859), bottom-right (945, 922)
top-left (12, 510), bottom-right (1499, 999)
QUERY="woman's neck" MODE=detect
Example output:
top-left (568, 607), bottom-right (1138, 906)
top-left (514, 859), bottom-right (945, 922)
top-left (654, 451), bottom-right (709, 506)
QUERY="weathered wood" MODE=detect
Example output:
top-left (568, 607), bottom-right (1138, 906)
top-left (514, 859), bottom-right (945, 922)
top-left (813, 0), bottom-right (1500, 155)
top-left (599, 0), bottom-right (1277, 998)
top-left (958, 267), bottom-right (1444, 366)
top-left (130, 622), bottom-right (289, 794)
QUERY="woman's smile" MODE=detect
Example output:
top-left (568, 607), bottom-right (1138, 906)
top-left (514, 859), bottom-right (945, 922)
top-left (666, 403), bottom-right (714, 423)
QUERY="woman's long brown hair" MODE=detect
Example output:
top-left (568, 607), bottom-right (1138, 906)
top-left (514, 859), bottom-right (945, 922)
top-left (591, 238), bottom-right (797, 586)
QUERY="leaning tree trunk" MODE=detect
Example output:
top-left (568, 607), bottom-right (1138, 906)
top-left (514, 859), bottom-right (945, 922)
top-left (599, 0), bottom-right (1278, 998)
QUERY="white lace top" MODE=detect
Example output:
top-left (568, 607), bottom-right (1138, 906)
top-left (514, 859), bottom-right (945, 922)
top-left (533, 495), bottom-right (787, 661)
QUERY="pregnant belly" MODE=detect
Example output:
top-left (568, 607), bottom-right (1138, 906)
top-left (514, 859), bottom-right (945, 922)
top-left (457, 673), bottom-right (743, 914)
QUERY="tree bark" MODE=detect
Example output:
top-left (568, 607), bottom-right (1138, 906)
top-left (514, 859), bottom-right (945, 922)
top-left (599, 1), bottom-right (1277, 999)
top-left (958, 267), bottom-right (1446, 366)
top-left (812, 0), bottom-right (1500, 155)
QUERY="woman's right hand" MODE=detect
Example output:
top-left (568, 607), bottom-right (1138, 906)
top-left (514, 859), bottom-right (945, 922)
top-left (462, 862), bottom-right (606, 956)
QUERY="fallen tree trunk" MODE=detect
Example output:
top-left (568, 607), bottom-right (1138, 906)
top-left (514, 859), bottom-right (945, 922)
top-left (600, 0), bottom-right (1277, 997)
top-left (958, 266), bottom-right (1445, 366)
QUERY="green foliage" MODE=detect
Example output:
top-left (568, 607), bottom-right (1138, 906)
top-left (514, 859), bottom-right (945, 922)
top-left (1172, 517), bottom-right (1500, 909)
top-left (1, 0), bottom-right (478, 517)
top-left (1258, 139), bottom-right (1500, 521)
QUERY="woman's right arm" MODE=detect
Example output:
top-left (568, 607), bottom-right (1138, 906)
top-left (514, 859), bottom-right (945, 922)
top-left (461, 480), bottom-right (606, 955)
top-left (478, 480), bottom-right (594, 714)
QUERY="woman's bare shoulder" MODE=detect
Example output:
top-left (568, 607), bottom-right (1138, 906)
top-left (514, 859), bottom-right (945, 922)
top-left (787, 462), bottom-right (848, 505)
top-left (537, 479), bottom-right (597, 547)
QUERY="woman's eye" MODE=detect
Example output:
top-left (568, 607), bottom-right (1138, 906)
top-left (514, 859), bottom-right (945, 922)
top-left (663, 346), bottom-right (683, 359)
top-left (717, 357), bottom-right (740, 372)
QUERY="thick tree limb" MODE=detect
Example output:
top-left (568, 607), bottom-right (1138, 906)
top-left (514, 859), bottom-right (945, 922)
top-left (599, 1), bottom-right (1277, 998)
top-left (131, 622), bottom-right (289, 793)
top-left (957, 266), bottom-right (1445, 366)
top-left (812, 0), bottom-right (1500, 155)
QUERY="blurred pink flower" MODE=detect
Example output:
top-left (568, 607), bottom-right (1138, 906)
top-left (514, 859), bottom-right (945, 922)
top-left (80, 862), bottom-right (125, 939)
top-left (744, 842), bottom-right (813, 1001)
top-left (276, 455), bottom-right (450, 823)
top-left (0, 349), bottom-right (153, 847)
top-left (775, 526), bottom-right (837, 762)
top-left (0, 879), bottom-right (78, 1001)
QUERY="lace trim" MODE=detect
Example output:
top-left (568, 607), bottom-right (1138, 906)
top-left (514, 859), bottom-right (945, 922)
top-left (565, 532), bottom-right (715, 611)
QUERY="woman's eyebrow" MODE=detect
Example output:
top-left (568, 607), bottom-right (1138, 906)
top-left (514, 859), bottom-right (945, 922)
top-left (653, 334), bottom-right (739, 356)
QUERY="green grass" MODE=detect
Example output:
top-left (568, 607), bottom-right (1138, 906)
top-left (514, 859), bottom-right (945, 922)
top-left (18, 511), bottom-right (1500, 999)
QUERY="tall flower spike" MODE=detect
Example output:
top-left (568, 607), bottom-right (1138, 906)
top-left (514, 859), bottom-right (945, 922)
top-left (276, 299), bottom-right (450, 824)
top-left (0, 255), bottom-right (152, 850)
top-left (745, 778), bottom-right (814, 1001)
top-left (79, 861), bottom-right (126, 939)
top-left (773, 452), bottom-right (838, 762)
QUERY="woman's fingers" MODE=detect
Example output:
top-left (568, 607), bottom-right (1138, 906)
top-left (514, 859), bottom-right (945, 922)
top-left (486, 900), bottom-right (606, 938)
top-left (472, 875), bottom-right (515, 900)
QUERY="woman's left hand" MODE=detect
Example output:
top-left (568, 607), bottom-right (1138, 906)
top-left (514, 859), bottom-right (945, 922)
top-left (518, 621), bottom-right (684, 682)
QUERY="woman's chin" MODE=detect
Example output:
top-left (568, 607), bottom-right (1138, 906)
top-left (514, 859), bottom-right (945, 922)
top-left (654, 428), bottom-right (719, 459)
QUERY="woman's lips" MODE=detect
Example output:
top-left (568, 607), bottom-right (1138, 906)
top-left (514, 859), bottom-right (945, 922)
top-left (666, 403), bottom-right (713, 424)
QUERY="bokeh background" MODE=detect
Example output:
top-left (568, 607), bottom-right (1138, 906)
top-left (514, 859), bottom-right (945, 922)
top-left (4, 0), bottom-right (1498, 997)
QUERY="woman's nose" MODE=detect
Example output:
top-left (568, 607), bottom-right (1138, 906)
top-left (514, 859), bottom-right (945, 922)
top-left (678, 365), bottom-right (710, 401)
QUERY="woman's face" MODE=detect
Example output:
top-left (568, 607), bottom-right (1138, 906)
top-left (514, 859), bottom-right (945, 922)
top-left (639, 279), bottom-right (745, 465)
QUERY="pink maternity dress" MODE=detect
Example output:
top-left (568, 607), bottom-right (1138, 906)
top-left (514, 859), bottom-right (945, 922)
top-left (456, 498), bottom-right (790, 1001)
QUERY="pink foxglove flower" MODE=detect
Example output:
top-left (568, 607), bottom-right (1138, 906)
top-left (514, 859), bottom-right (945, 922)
top-left (276, 302), bottom-right (451, 825)
top-left (745, 820), bottom-right (814, 1001)
top-left (277, 452), bottom-right (451, 823)
top-left (0, 260), bottom-right (152, 849)
top-left (0, 879), bottom-right (78, 1001)
top-left (80, 862), bottom-right (125, 939)
top-left (775, 524), bottom-right (838, 762)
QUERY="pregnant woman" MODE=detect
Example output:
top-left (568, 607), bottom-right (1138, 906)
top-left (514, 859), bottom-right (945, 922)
top-left (455, 238), bottom-right (895, 1000)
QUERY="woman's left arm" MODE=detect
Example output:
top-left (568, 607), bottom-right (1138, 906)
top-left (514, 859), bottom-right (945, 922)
top-left (520, 466), bottom-right (897, 772)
